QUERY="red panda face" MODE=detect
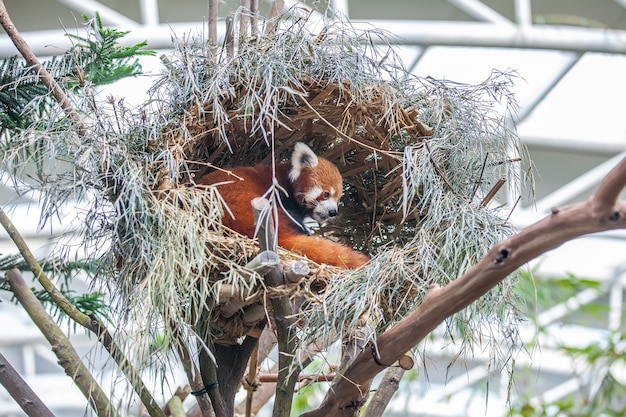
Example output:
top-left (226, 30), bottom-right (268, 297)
top-left (289, 143), bottom-right (344, 223)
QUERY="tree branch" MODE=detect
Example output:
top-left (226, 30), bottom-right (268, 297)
top-left (6, 269), bottom-right (120, 417)
top-left (0, 352), bottom-right (55, 417)
top-left (361, 367), bottom-right (405, 417)
top-left (301, 157), bottom-right (626, 417)
top-left (252, 197), bottom-right (300, 417)
top-left (0, 207), bottom-right (167, 417)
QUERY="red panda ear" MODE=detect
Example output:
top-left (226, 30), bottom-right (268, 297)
top-left (289, 142), bottom-right (319, 182)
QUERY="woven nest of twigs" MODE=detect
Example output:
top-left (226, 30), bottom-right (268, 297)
top-left (128, 11), bottom-right (524, 346)
top-left (165, 78), bottom-right (432, 247)
top-left (154, 40), bottom-right (431, 344)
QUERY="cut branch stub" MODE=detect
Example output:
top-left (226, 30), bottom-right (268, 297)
top-left (219, 250), bottom-right (280, 319)
top-left (285, 260), bottom-right (310, 283)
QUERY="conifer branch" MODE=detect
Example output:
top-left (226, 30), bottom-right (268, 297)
top-left (0, 0), bottom-right (86, 136)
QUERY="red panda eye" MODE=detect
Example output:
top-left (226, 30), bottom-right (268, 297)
top-left (323, 191), bottom-right (330, 199)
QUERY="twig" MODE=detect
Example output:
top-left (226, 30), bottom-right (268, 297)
top-left (208, 0), bottom-right (218, 46)
top-left (480, 177), bottom-right (506, 208)
top-left (257, 372), bottom-right (336, 384)
top-left (300, 156), bottom-right (626, 416)
top-left (423, 140), bottom-right (462, 200)
top-left (300, 98), bottom-right (401, 160)
top-left (265, 0), bottom-right (285, 36)
top-left (236, 363), bottom-right (278, 416)
top-left (225, 16), bottom-right (234, 59)
top-left (240, 0), bottom-right (251, 43)
top-left (245, 344), bottom-right (259, 417)
top-left (470, 152), bottom-right (489, 200)
top-left (250, 0), bottom-right (259, 38)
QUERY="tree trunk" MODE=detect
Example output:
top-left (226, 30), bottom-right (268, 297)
top-left (215, 336), bottom-right (260, 416)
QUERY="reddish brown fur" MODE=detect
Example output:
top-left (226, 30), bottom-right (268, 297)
top-left (197, 151), bottom-right (369, 269)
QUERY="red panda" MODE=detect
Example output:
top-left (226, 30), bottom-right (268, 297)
top-left (197, 142), bottom-right (369, 269)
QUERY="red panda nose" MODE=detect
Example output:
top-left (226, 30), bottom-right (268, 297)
top-left (328, 209), bottom-right (337, 217)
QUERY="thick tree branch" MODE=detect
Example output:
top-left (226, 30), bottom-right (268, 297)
top-left (0, 352), bottom-right (55, 417)
top-left (361, 367), bottom-right (405, 417)
top-left (302, 156), bottom-right (626, 417)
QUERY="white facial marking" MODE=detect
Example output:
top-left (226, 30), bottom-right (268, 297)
top-left (330, 187), bottom-right (336, 196)
top-left (305, 186), bottom-right (323, 202)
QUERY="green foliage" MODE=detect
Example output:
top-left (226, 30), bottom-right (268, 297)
top-left (515, 270), bottom-right (601, 313)
top-left (0, 12), bottom-right (154, 133)
top-left (64, 13), bottom-right (156, 87)
top-left (0, 56), bottom-right (50, 132)
top-left (0, 254), bottom-right (110, 326)
top-left (510, 272), bottom-right (626, 417)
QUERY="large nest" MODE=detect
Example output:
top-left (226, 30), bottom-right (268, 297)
top-left (0, 10), bottom-right (525, 352)
top-left (132, 12), bottom-right (526, 347)
top-left (162, 77), bottom-right (431, 252)
top-left (153, 25), bottom-right (435, 254)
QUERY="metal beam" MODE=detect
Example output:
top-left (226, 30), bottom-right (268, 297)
top-left (139, 0), bottom-right (160, 27)
top-left (347, 20), bottom-right (626, 54)
top-left (448, 0), bottom-right (513, 25)
top-left (516, 52), bottom-right (583, 123)
top-left (331, 0), bottom-right (350, 17)
top-left (514, 0), bottom-right (532, 27)
top-left (533, 151), bottom-right (626, 214)
top-left (0, 22), bottom-right (226, 57)
top-left (4, 20), bottom-right (626, 57)
top-left (55, 0), bottom-right (139, 28)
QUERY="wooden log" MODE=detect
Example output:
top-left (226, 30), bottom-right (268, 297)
top-left (219, 250), bottom-right (280, 318)
top-left (398, 353), bottom-right (414, 370)
top-left (284, 260), bottom-right (310, 283)
top-left (242, 303), bottom-right (266, 326)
